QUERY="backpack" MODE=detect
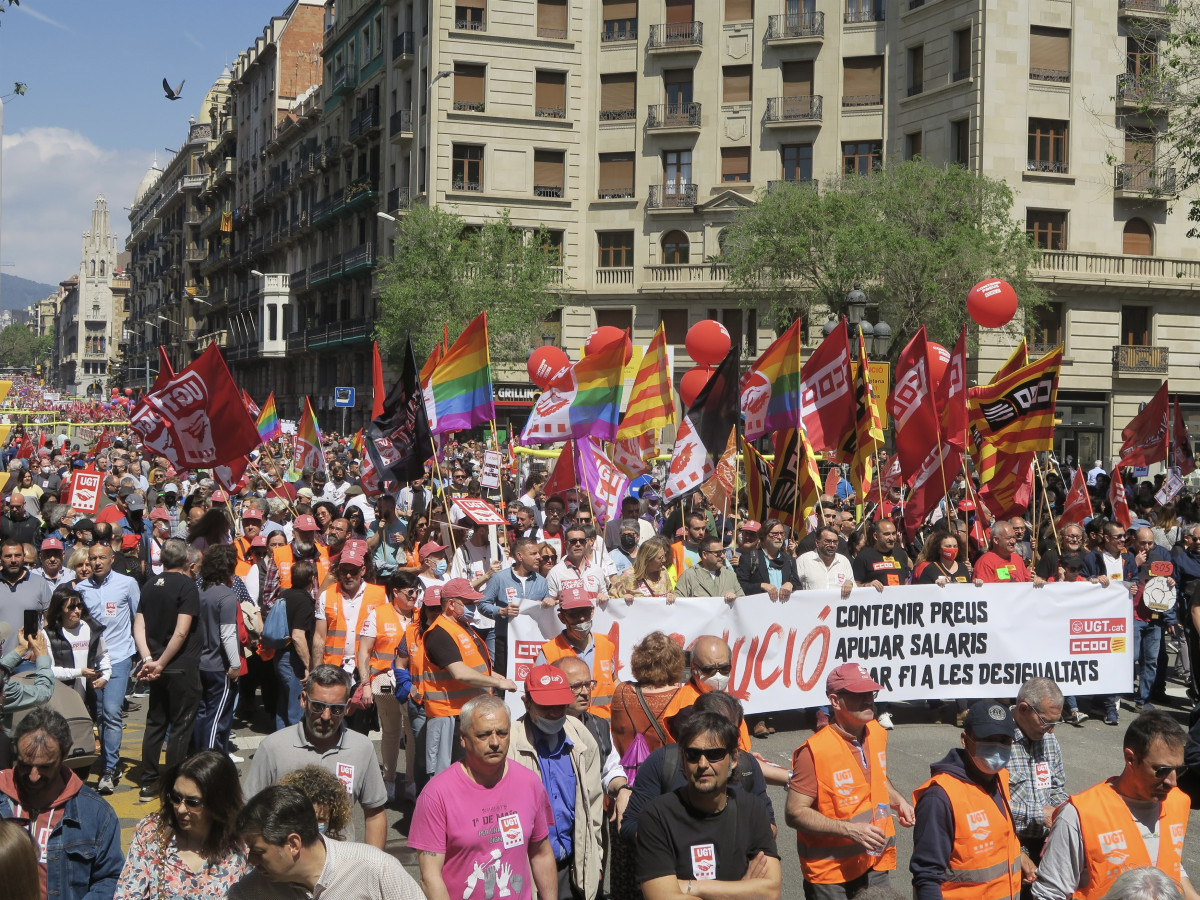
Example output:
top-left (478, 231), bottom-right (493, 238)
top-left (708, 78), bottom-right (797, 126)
top-left (260, 599), bottom-right (291, 650)
top-left (10, 675), bottom-right (98, 773)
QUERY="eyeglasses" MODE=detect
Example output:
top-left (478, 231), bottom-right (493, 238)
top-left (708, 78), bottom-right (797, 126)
top-left (576, 518), bottom-right (593, 524)
top-left (1151, 764), bottom-right (1189, 779)
top-left (1029, 706), bottom-right (1063, 731)
top-left (307, 699), bottom-right (347, 717)
top-left (683, 746), bottom-right (731, 764)
top-left (169, 790), bottom-right (204, 809)
top-left (64, 602), bottom-right (83, 611)
top-left (541, 555), bottom-right (557, 562)
top-left (567, 538), bottom-right (587, 545)
top-left (694, 662), bottom-right (732, 677)
top-left (767, 531), bottom-right (786, 538)
top-left (1106, 534), bottom-right (1126, 541)
top-left (569, 679), bottom-right (597, 692)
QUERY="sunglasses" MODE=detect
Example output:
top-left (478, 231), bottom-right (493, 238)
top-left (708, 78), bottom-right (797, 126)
top-left (169, 790), bottom-right (204, 809)
top-left (694, 662), bottom-right (732, 677)
top-left (64, 602), bottom-right (83, 611)
top-left (1152, 764), bottom-right (1189, 779)
top-left (567, 538), bottom-right (587, 545)
top-left (307, 700), bottom-right (347, 717)
top-left (569, 679), bottom-right (598, 691)
top-left (684, 746), bottom-right (731, 764)
top-left (541, 555), bottom-right (557, 562)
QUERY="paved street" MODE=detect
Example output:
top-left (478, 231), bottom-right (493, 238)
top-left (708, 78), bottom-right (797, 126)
top-left (99, 669), bottom-right (1200, 889)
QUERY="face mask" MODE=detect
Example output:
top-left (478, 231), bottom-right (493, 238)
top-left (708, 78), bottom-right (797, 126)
top-left (569, 619), bottom-right (593, 636)
top-left (41, 466), bottom-right (51, 474)
top-left (533, 713), bottom-right (567, 735)
top-left (699, 672), bottom-right (730, 692)
top-left (971, 741), bottom-right (1012, 774)
top-left (435, 559), bottom-right (447, 576)
top-left (507, 514), bottom-right (518, 525)
top-left (620, 534), bottom-right (637, 551)
top-left (941, 548), bottom-right (958, 561)
top-left (318, 822), bottom-right (328, 835)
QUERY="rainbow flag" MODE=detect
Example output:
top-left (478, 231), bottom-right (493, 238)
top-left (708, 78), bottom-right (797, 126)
top-left (740, 318), bottom-right (802, 441)
top-left (350, 428), bottom-right (364, 454)
top-left (616, 323), bottom-right (673, 440)
top-left (426, 312), bottom-right (495, 435)
top-left (521, 339), bottom-right (626, 445)
top-left (256, 392), bottom-right (281, 442)
top-left (291, 396), bottom-right (326, 478)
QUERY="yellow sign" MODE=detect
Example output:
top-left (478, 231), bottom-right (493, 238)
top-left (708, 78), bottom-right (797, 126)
top-left (868, 361), bottom-right (891, 429)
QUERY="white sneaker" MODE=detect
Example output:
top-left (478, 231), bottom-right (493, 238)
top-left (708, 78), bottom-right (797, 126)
top-left (877, 712), bottom-right (895, 731)
top-left (228, 753), bottom-right (245, 764)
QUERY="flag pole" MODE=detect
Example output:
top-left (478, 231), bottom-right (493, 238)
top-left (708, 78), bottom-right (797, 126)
top-left (428, 435), bottom-right (459, 559)
top-left (1033, 454), bottom-right (1061, 555)
top-left (246, 458), bottom-right (302, 520)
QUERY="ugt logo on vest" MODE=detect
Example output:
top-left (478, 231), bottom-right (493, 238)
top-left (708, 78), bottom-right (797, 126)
top-left (832, 768), bottom-right (856, 797)
top-left (967, 809), bottom-right (991, 843)
top-left (1099, 830), bottom-right (1128, 865)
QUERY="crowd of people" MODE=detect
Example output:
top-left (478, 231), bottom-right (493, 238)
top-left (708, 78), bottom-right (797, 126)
top-left (0, 426), bottom-right (1193, 900)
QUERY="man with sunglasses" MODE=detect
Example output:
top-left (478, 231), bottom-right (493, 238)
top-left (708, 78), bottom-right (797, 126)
top-left (1032, 711), bottom-right (1195, 900)
top-left (661, 636), bottom-right (754, 753)
top-left (635, 711), bottom-right (781, 900)
top-left (312, 539), bottom-right (386, 681)
top-left (545, 527), bottom-right (609, 608)
top-left (676, 536), bottom-right (744, 602)
top-left (243, 664), bottom-right (389, 848)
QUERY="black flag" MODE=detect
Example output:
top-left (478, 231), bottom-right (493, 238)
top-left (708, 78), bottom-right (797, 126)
top-left (664, 346), bottom-right (741, 503)
top-left (371, 336), bottom-right (432, 483)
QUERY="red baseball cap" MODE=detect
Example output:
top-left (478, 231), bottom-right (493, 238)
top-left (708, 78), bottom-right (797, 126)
top-left (212, 490), bottom-right (229, 503)
top-left (241, 508), bottom-right (264, 522)
top-left (249, 535), bottom-right (268, 548)
top-left (826, 663), bottom-right (883, 694)
top-left (148, 508), bottom-right (171, 522)
top-left (524, 664), bottom-right (576, 705)
top-left (421, 584), bottom-right (443, 607)
top-left (558, 585), bottom-right (594, 610)
top-left (40, 537), bottom-right (64, 552)
top-left (418, 540), bottom-right (448, 559)
top-left (121, 534), bottom-right (140, 550)
top-left (293, 514), bottom-right (319, 532)
top-left (740, 520), bottom-right (762, 533)
top-left (440, 577), bottom-right (484, 601)
top-left (340, 538), bottom-right (369, 568)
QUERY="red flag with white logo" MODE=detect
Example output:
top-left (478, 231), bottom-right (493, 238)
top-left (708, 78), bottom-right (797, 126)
top-left (1119, 382), bottom-right (1169, 467)
top-left (937, 327), bottom-right (968, 451)
top-left (1057, 466), bottom-right (1093, 529)
top-left (800, 319), bottom-right (855, 454)
top-left (1109, 465), bottom-right (1132, 530)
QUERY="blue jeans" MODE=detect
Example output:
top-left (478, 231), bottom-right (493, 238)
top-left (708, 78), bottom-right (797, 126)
top-left (275, 650), bottom-right (305, 731)
top-left (95, 657), bottom-right (132, 773)
top-left (1133, 619), bottom-right (1163, 705)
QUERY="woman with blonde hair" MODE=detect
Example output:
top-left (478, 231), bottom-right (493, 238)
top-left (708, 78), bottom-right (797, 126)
top-left (612, 535), bottom-right (676, 604)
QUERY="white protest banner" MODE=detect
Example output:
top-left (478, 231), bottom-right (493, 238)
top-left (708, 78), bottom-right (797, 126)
top-left (507, 583), bottom-right (1132, 715)
top-left (480, 450), bottom-right (502, 489)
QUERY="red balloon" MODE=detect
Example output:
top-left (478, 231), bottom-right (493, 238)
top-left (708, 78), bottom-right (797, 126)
top-left (967, 278), bottom-right (1018, 329)
top-left (110, 388), bottom-right (119, 396)
top-left (927, 342), bottom-right (951, 386)
top-left (123, 387), bottom-right (133, 397)
top-left (527, 346), bottom-right (569, 389)
top-left (685, 320), bottom-right (732, 367)
top-left (679, 366), bottom-right (713, 409)
top-left (585, 326), bottom-right (633, 366)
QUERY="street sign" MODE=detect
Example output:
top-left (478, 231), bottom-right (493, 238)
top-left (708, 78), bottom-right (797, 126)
top-left (334, 387), bottom-right (356, 408)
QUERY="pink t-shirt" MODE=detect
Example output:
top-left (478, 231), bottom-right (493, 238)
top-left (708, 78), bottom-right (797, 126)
top-left (408, 761), bottom-right (553, 900)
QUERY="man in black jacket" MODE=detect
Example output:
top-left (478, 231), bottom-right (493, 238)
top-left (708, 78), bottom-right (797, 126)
top-left (734, 518), bottom-right (798, 599)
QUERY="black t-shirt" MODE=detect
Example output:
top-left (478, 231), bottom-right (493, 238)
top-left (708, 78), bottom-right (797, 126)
top-left (281, 588), bottom-right (315, 640)
top-left (916, 560), bottom-right (970, 584)
top-left (424, 621), bottom-right (490, 669)
top-left (636, 788), bottom-right (778, 884)
top-left (852, 546), bottom-right (911, 586)
top-left (138, 571), bottom-right (201, 668)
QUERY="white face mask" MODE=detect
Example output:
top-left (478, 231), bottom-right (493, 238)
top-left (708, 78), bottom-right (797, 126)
top-left (533, 713), bottom-right (567, 735)
top-left (970, 741), bottom-right (1012, 775)
top-left (699, 672), bottom-right (730, 692)
top-left (569, 620), bottom-right (593, 636)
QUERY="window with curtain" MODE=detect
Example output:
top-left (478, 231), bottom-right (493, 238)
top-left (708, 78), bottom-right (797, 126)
top-left (721, 147), bottom-right (751, 182)
top-left (455, 0), bottom-right (486, 30)
top-left (842, 57), bottom-right (883, 106)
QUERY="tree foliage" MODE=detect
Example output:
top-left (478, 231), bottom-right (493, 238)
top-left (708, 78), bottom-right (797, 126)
top-left (375, 205), bottom-right (564, 364)
top-left (721, 159), bottom-right (1049, 360)
top-left (0, 324), bottom-right (52, 369)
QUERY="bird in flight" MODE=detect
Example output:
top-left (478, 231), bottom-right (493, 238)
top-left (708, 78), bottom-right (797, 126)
top-left (163, 78), bottom-right (185, 101)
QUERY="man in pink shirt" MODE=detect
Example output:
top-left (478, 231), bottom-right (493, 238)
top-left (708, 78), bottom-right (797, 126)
top-left (974, 521), bottom-right (1046, 586)
top-left (409, 693), bottom-right (559, 900)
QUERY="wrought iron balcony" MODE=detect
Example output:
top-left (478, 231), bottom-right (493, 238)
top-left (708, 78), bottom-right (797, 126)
top-left (598, 186), bottom-right (636, 200)
top-left (1114, 163), bottom-right (1177, 196)
top-left (1113, 344), bottom-right (1168, 375)
top-left (764, 95), bottom-right (822, 124)
top-left (842, 93), bottom-right (882, 107)
top-left (1118, 0), bottom-right (1170, 16)
top-left (600, 107), bottom-right (636, 122)
top-left (332, 65), bottom-right (356, 96)
top-left (646, 183), bottom-right (698, 210)
top-left (386, 186), bottom-right (412, 211)
top-left (534, 185), bottom-right (565, 198)
top-left (601, 19), bottom-right (637, 42)
top-left (844, 5), bottom-right (885, 23)
top-left (1027, 159), bottom-right (1069, 174)
top-left (389, 109), bottom-right (413, 139)
top-left (1030, 67), bottom-right (1070, 83)
top-left (348, 106), bottom-right (381, 141)
top-left (391, 31), bottom-right (414, 64)
top-left (536, 105), bottom-right (567, 119)
top-left (766, 12), bottom-right (824, 41)
top-left (1116, 73), bottom-right (1164, 106)
top-left (646, 102), bottom-right (701, 129)
top-left (453, 100), bottom-right (485, 112)
top-left (647, 21), bottom-right (703, 51)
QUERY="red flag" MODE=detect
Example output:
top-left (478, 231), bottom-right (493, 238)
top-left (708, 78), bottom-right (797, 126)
top-left (1173, 397), bottom-right (1196, 477)
top-left (16, 434), bottom-right (33, 460)
top-left (152, 346), bottom-right (175, 394)
top-left (372, 341), bottom-right (386, 420)
top-left (242, 390), bottom-right (261, 420)
top-left (823, 466), bottom-right (841, 498)
top-left (1057, 466), bottom-right (1093, 529)
top-left (1119, 382), bottom-right (1169, 467)
top-left (214, 457), bottom-right (250, 493)
top-left (544, 441), bottom-right (577, 497)
top-left (977, 451), bottom-right (1034, 521)
top-left (887, 327), bottom-right (940, 479)
top-left (130, 343), bottom-right (262, 469)
top-left (1109, 466), bottom-right (1132, 530)
top-left (91, 428), bottom-right (112, 456)
top-left (800, 319), bottom-right (855, 454)
top-left (36, 431), bottom-right (46, 451)
top-left (937, 327), bottom-right (968, 451)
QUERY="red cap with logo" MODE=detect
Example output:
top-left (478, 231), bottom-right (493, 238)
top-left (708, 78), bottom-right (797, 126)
top-left (340, 538), bottom-right (369, 568)
top-left (293, 514), bottom-right (319, 532)
top-left (558, 585), bottom-right (594, 610)
top-left (440, 577), bottom-right (484, 601)
top-left (40, 537), bottom-right (64, 552)
top-left (241, 508), bottom-right (264, 522)
top-left (825, 663), bottom-right (883, 694)
top-left (524, 664), bottom-right (576, 705)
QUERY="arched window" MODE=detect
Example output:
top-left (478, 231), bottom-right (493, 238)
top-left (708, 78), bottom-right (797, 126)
top-left (99, 260), bottom-right (106, 276)
top-left (90, 260), bottom-right (96, 276)
top-left (662, 230), bottom-right (690, 265)
top-left (1123, 218), bottom-right (1153, 256)
top-left (716, 228), bottom-right (730, 256)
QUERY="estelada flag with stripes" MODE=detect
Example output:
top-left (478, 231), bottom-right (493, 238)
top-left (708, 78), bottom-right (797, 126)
top-left (968, 341), bottom-right (1028, 483)
top-left (967, 344), bottom-right (1062, 455)
top-left (742, 437), bottom-right (772, 524)
top-left (767, 428), bottom-right (822, 535)
top-left (664, 348), bottom-right (740, 503)
top-left (615, 323), bottom-right (673, 440)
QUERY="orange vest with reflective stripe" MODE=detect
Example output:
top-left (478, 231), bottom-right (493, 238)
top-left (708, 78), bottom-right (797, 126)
top-left (1069, 780), bottom-right (1188, 900)
top-left (662, 682), bottom-right (753, 752)
top-left (235, 536), bottom-right (253, 565)
top-left (539, 632), bottom-right (618, 719)
top-left (368, 604), bottom-right (409, 674)
top-left (421, 617), bottom-right (491, 718)
top-left (912, 769), bottom-right (1022, 900)
top-left (797, 720), bottom-right (896, 882)
top-left (320, 582), bottom-right (387, 666)
top-left (404, 622), bottom-right (424, 705)
top-left (273, 544), bottom-right (330, 590)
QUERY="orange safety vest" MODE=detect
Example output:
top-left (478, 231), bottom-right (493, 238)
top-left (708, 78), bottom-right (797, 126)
top-left (796, 720), bottom-right (896, 883)
top-left (403, 622), bottom-right (424, 705)
top-left (662, 681), bottom-right (753, 752)
top-left (1069, 779), bottom-right (1188, 900)
top-left (368, 604), bottom-right (410, 674)
top-left (912, 769), bottom-right (1022, 900)
top-left (320, 582), bottom-right (387, 666)
top-left (274, 544), bottom-right (330, 590)
top-left (540, 632), bottom-right (618, 719)
top-left (234, 536), bottom-right (253, 565)
top-left (420, 616), bottom-right (491, 718)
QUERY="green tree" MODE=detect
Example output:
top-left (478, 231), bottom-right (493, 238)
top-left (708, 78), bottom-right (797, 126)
top-left (0, 323), bottom-right (52, 369)
top-left (375, 205), bottom-right (564, 363)
top-left (722, 159), bottom-right (1049, 360)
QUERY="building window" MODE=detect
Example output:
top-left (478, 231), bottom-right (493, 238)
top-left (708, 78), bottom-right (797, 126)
top-left (1127, 36), bottom-right (1157, 78)
top-left (952, 28), bottom-right (971, 81)
top-left (842, 56), bottom-right (883, 107)
top-left (452, 144), bottom-right (484, 191)
top-left (725, 0), bottom-right (753, 21)
top-left (456, 0), bottom-right (486, 30)
top-left (537, 0), bottom-right (567, 39)
top-left (842, 141), bottom-right (881, 175)
top-left (535, 70), bottom-right (567, 118)
top-left (782, 143), bottom-right (813, 181)
top-left (722, 66), bottom-right (752, 103)
top-left (598, 152), bottom-right (636, 199)
top-left (951, 118), bottom-right (969, 166)
top-left (454, 64), bottom-right (486, 112)
top-left (598, 231), bottom-right (634, 267)
top-left (1121, 306), bottom-right (1149, 346)
top-left (1123, 218), bottom-right (1153, 256)
top-left (1028, 118), bottom-right (1068, 173)
top-left (907, 45), bottom-right (924, 96)
top-left (664, 149), bottom-right (692, 190)
top-left (1027, 305), bottom-right (1063, 352)
top-left (539, 229), bottom-right (565, 264)
top-left (664, 68), bottom-right (694, 109)
top-left (1029, 27), bottom-right (1070, 82)
top-left (534, 150), bottom-right (566, 198)
top-left (844, 0), bottom-right (884, 24)
top-left (269, 304), bottom-right (278, 341)
top-left (1026, 209), bottom-right (1066, 250)
top-left (596, 308), bottom-right (634, 332)
top-left (600, 72), bottom-right (637, 121)
top-left (721, 147), bottom-right (751, 182)
top-left (905, 131), bottom-right (922, 160)
top-left (601, 0), bottom-right (638, 41)
top-left (661, 308), bottom-right (690, 344)
top-left (662, 230), bottom-right (690, 264)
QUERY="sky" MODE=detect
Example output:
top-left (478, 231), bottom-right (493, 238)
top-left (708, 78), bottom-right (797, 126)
top-left (0, 0), bottom-right (294, 286)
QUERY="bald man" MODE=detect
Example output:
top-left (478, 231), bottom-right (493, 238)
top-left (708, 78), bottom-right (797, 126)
top-left (660, 635), bottom-right (754, 748)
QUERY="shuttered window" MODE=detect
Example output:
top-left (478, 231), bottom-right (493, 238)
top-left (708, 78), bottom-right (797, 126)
top-left (666, 0), bottom-right (693, 24)
top-left (782, 60), bottom-right (813, 97)
top-left (454, 64), bottom-right (485, 107)
top-left (725, 0), bottom-right (753, 21)
top-left (537, 0), bottom-right (567, 38)
top-left (534, 150), bottom-right (565, 196)
top-left (600, 73), bottom-right (636, 120)
top-left (721, 147), bottom-right (751, 182)
top-left (723, 66), bottom-right (752, 103)
top-left (603, 0), bottom-right (636, 17)
top-left (535, 71), bottom-right (566, 116)
top-left (1029, 27), bottom-right (1070, 81)
top-left (1123, 219), bottom-right (1153, 256)
top-left (602, 0), bottom-right (637, 40)
top-left (842, 56), bottom-right (883, 105)
top-left (598, 152), bottom-right (635, 197)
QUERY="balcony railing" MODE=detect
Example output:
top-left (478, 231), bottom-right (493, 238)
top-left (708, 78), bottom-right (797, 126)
top-left (598, 186), bottom-right (637, 199)
top-left (1116, 73), bottom-right (1163, 105)
top-left (1030, 67), bottom-right (1070, 83)
top-left (348, 106), bottom-right (381, 140)
top-left (595, 267), bottom-right (633, 285)
top-left (766, 12), bottom-right (824, 40)
top-left (1114, 163), bottom-right (1177, 195)
top-left (1113, 344), bottom-right (1168, 375)
top-left (534, 184), bottom-right (565, 198)
top-left (842, 93), bottom-right (883, 107)
top-left (647, 21), bottom-right (703, 50)
top-left (453, 99), bottom-right (485, 112)
top-left (391, 31), bottom-right (415, 63)
top-left (305, 318), bottom-right (372, 349)
top-left (1038, 250), bottom-right (1200, 281)
top-left (764, 95), bottom-right (822, 123)
top-left (844, 5), bottom-right (885, 23)
top-left (332, 65), bottom-right (356, 95)
top-left (646, 183), bottom-right (698, 209)
top-left (601, 19), bottom-right (637, 42)
top-left (600, 107), bottom-right (636, 122)
top-left (452, 179), bottom-right (484, 192)
top-left (389, 108), bottom-right (413, 137)
top-left (342, 243), bottom-right (375, 276)
top-left (386, 186), bottom-right (412, 210)
top-left (1027, 159), bottom-right (1069, 174)
top-left (647, 102), bottom-right (702, 129)
top-left (196, 329), bottom-right (228, 349)
top-left (536, 105), bottom-right (567, 119)
top-left (644, 263), bottom-right (730, 283)
top-left (454, 16), bottom-right (486, 31)
top-left (1119, 0), bottom-right (1169, 14)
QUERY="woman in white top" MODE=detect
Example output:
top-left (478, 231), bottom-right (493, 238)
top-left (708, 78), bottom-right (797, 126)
top-left (44, 584), bottom-right (112, 705)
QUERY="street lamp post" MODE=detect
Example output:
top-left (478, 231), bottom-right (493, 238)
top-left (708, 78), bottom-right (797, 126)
top-left (823, 285), bottom-right (893, 359)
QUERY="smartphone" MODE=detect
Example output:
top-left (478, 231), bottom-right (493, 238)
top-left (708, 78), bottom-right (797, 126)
top-left (22, 609), bottom-right (39, 640)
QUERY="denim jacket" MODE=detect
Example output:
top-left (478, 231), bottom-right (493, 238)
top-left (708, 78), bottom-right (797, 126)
top-left (0, 781), bottom-right (124, 900)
